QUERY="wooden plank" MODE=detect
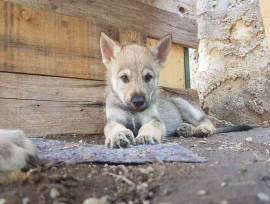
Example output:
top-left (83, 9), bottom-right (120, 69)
top-left (6, 0), bottom-right (198, 48)
top-left (259, 0), bottom-right (270, 54)
top-left (0, 98), bottom-right (105, 136)
top-left (0, 72), bottom-right (106, 102)
top-left (0, 72), bottom-right (106, 136)
top-left (137, 0), bottom-right (196, 19)
top-left (0, 1), bottom-right (120, 80)
top-left (147, 37), bottom-right (185, 89)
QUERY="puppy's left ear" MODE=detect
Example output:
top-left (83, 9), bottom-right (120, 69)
top-left (100, 32), bottom-right (121, 65)
top-left (152, 34), bottom-right (172, 67)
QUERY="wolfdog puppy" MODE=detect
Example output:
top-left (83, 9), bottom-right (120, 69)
top-left (100, 33), bottom-right (251, 148)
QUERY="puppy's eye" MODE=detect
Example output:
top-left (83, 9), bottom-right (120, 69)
top-left (144, 74), bottom-right (153, 82)
top-left (120, 75), bottom-right (129, 83)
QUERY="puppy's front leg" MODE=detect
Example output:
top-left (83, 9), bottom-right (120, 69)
top-left (135, 119), bottom-right (165, 145)
top-left (104, 121), bottom-right (135, 148)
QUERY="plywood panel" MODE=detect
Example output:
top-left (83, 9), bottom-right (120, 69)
top-left (259, 0), bottom-right (270, 54)
top-left (0, 1), bottom-right (120, 80)
top-left (147, 38), bottom-right (185, 89)
top-left (6, 0), bottom-right (198, 48)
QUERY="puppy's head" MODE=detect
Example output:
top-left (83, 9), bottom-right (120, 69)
top-left (100, 33), bottom-right (171, 112)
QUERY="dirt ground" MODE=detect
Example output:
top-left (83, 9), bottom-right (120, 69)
top-left (0, 128), bottom-right (270, 204)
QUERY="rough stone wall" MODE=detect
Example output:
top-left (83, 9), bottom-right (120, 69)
top-left (191, 0), bottom-right (270, 127)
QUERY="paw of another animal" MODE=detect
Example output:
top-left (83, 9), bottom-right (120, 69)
top-left (193, 125), bottom-right (215, 138)
top-left (176, 123), bottom-right (194, 137)
top-left (105, 130), bottom-right (135, 148)
top-left (0, 130), bottom-right (39, 172)
top-left (135, 134), bottom-right (160, 145)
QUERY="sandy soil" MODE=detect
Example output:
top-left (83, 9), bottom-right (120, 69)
top-left (0, 128), bottom-right (270, 204)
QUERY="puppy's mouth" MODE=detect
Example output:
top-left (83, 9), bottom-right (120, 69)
top-left (126, 102), bottom-right (149, 112)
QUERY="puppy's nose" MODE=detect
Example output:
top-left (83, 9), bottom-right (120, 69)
top-left (131, 95), bottom-right (145, 108)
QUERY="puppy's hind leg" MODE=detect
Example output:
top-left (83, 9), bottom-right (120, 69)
top-left (172, 98), bottom-right (216, 137)
top-left (176, 123), bottom-right (195, 138)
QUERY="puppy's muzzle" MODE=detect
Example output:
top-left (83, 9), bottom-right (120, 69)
top-left (131, 95), bottom-right (146, 108)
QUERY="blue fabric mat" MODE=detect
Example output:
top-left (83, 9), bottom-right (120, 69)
top-left (32, 138), bottom-right (206, 164)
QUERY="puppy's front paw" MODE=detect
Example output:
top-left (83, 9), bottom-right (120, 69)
top-left (105, 130), bottom-right (135, 148)
top-left (177, 123), bottom-right (194, 137)
top-left (194, 125), bottom-right (215, 138)
top-left (135, 134), bottom-right (160, 145)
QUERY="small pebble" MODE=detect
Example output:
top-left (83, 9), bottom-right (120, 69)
top-left (53, 201), bottom-right (66, 204)
top-left (220, 200), bottom-right (228, 204)
top-left (265, 149), bottom-right (270, 154)
top-left (240, 166), bottom-right (248, 174)
top-left (22, 197), bottom-right (30, 204)
top-left (0, 199), bottom-right (6, 204)
top-left (50, 188), bottom-right (60, 199)
top-left (256, 192), bottom-right (270, 202)
top-left (139, 166), bottom-right (154, 174)
top-left (221, 182), bottom-right (227, 187)
top-left (245, 137), bottom-right (253, 142)
top-left (83, 197), bottom-right (108, 204)
top-left (197, 190), bottom-right (207, 196)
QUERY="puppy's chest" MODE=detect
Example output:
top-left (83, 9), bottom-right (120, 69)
top-left (125, 116), bottom-right (142, 137)
top-left (124, 111), bottom-right (155, 136)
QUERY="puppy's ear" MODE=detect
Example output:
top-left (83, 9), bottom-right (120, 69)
top-left (100, 32), bottom-right (121, 65)
top-left (152, 34), bottom-right (172, 67)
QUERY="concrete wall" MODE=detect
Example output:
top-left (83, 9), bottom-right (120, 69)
top-left (191, 0), bottom-right (270, 127)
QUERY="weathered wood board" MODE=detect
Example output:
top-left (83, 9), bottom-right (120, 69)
top-left (6, 0), bottom-right (198, 48)
top-left (137, 0), bottom-right (196, 19)
top-left (0, 1), bottom-right (121, 80)
top-left (0, 98), bottom-right (105, 136)
top-left (0, 72), bottom-right (106, 135)
top-left (0, 72), bottom-right (106, 102)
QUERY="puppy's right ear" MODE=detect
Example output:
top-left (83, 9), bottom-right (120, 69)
top-left (100, 32), bottom-right (121, 65)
